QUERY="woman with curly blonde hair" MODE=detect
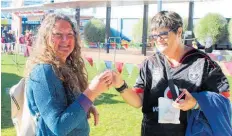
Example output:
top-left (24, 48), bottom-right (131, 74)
top-left (25, 13), bottom-right (112, 136)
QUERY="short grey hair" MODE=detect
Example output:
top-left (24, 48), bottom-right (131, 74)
top-left (151, 11), bottom-right (183, 33)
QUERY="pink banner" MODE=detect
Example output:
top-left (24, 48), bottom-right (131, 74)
top-left (85, 57), bottom-right (93, 66)
top-left (115, 62), bottom-right (124, 73)
top-left (224, 62), bottom-right (232, 76)
top-left (208, 53), bottom-right (217, 61)
top-left (110, 43), bottom-right (116, 48)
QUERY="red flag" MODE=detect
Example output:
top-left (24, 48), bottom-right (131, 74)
top-left (85, 57), bottom-right (93, 66)
top-left (115, 62), bottom-right (124, 73)
top-left (111, 42), bottom-right (116, 48)
top-left (122, 43), bottom-right (128, 49)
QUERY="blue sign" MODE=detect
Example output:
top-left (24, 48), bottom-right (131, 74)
top-left (22, 17), bottom-right (28, 21)
top-left (22, 21), bottom-right (40, 25)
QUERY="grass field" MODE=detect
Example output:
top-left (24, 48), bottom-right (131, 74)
top-left (1, 54), bottom-right (232, 136)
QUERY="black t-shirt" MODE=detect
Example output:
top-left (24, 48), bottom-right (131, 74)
top-left (134, 49), bottom-right (230, 135)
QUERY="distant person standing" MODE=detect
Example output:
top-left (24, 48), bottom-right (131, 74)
top-left (19, 34), bottom-right (25, 44)
top-left (19, 34), bottom-right (26, 53)
top-left (204, 36), bottom-right (213, 53)
top-left (1, 36), bottom-right (6, 53)
top-left (8, 30), bottom-right (16, 51)
top-left (2, 26), bottom-right (8, 43)
top-left (24, 30), bottom-right (33, 57)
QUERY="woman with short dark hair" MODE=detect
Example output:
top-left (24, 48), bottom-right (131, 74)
top-left (112, 11), bottom-right (231, 136)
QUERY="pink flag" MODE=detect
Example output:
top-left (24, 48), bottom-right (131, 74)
top-left (224, 62), bottom-right (232, 76)
top-left (208, 53), bottom-right (217, 61)
top-left (85, 57), bottom-right (93, 66)
top-left (115, 62), bottom-right (124, 73)
top-left (111, 42), bottom-right (116, 48)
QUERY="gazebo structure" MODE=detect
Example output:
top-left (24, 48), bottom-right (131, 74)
top-left (1, 0), bottom-right (195, 56)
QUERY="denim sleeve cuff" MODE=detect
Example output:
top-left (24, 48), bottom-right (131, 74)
top-left (77, 93), bottom-right (93, 113)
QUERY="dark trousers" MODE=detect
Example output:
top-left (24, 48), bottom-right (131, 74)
top-left (141, 114), bottom-right (186, 136)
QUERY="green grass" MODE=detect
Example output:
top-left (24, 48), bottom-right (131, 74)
top-left (1, 54), bottom-right (26, 136)
top-left (1, 54), bottom-right (142, 136)
top-left (1, 54), bottom-right (232, 136)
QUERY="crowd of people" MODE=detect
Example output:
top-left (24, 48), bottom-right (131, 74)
top-left (1, 27), bottom-right (34, 56)
top-left (1, 27), bottom-right (16, 53)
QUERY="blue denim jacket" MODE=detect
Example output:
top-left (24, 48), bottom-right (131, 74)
top-left (26, 64), bottom-right (92, 136)
top-left (186, 92), bottom-right (232, 136)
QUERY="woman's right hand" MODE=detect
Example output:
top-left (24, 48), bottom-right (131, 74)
top-left (89, 70), bottom-right (112, 93)
top-left (84, 70), bottom-right (112, 101)
top-left (111, 71), bottom-right (124, 88)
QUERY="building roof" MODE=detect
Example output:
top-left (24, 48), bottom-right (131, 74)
top-left (1, 0), bottom-right (197, 13)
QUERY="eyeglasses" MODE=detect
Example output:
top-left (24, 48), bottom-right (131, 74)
top-left (52, 32), bottom-right (75, 40)
top-left (149, 28), bottom-right (175, 41)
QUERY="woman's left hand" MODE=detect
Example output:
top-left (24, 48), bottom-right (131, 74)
top-left (173, 89), bottom-right (197, 111)
top-left (87, 105), bottom-right (99, 126)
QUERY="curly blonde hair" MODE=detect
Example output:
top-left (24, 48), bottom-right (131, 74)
top-left (24, 13), bottom-right (88, 94)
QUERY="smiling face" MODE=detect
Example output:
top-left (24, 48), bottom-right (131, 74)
top-left (151, 27), bottom-right (173, 53)
top-left (49, 19), bottom-right (75, 62)
top-left (151, 27), bottom-right (183, 55)
top-left (150, 11), bottom-right (184, 56)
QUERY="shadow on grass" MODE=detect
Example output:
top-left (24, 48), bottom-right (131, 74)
top-left (1, 72), bottom-right (124, 129)
top-left (1, 72), bottom-right (22, 129)
top-left (1, 64), bottom-right (25, 66)
top-left (94, 93), bottom-right (124, 106)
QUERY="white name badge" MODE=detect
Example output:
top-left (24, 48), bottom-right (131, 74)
top-left (158, 97), bottom-right (180, 124)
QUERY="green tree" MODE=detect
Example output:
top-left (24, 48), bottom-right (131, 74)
top-left (194, 13), bottom-right (227, 46)
top-left (183, 17), bottom-right (188, 33)
top-left (132, 17), bottom-right (188, 43)
top-left (83, 18), bottom-right (105, 43)
top-left (131, 18), bottom-right (151, 43)
top-left (228, 19), bottom-right (232, 43)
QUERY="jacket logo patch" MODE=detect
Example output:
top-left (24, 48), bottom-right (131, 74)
top-left (188, 60), bottom-right (204, 82)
